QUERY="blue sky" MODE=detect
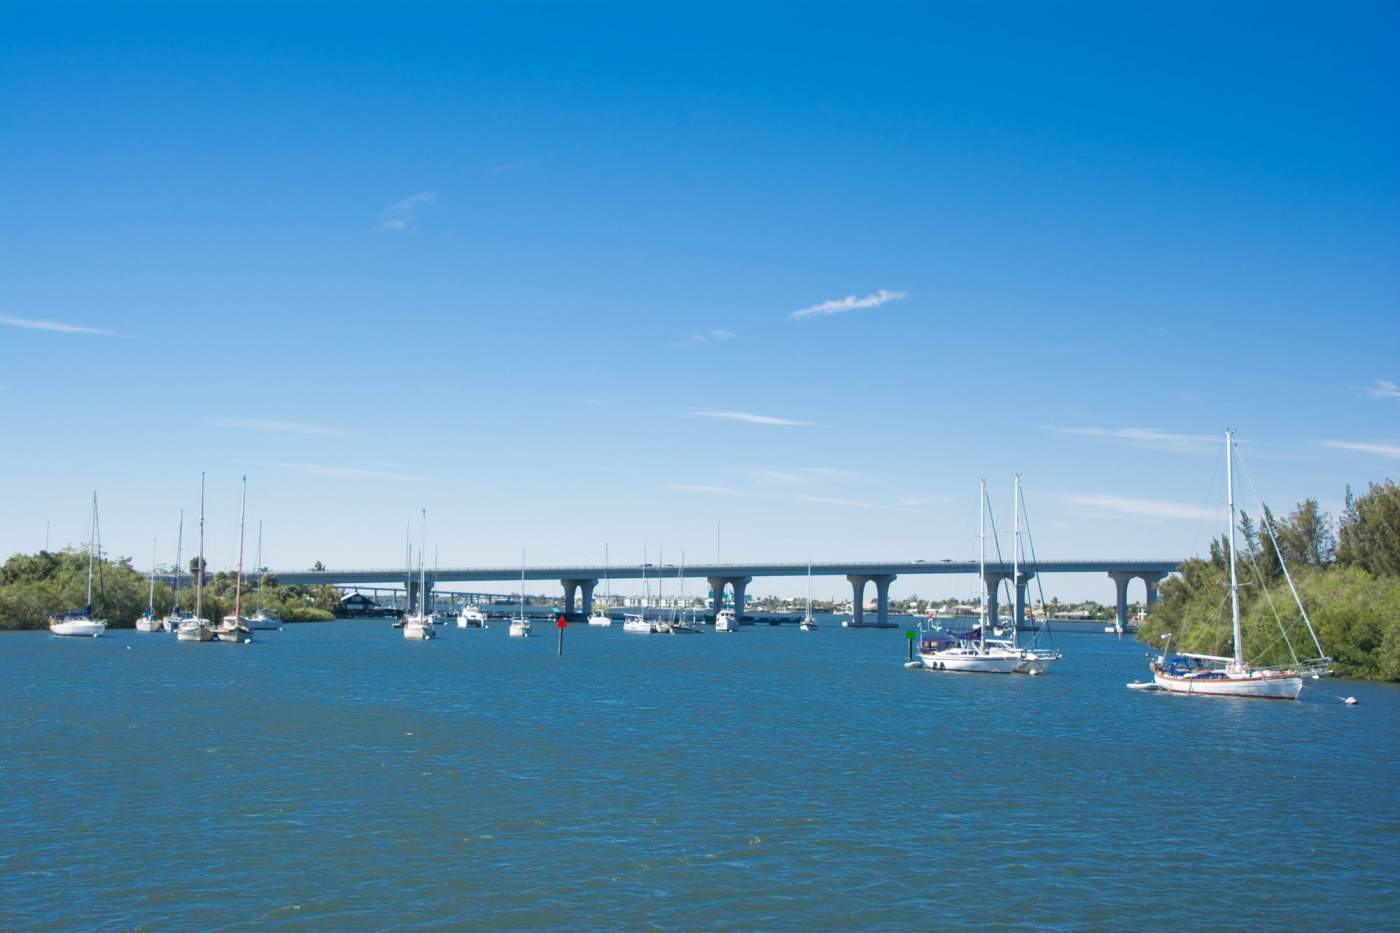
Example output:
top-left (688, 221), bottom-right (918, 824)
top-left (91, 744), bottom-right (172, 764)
top-left (2, 2), bottom-right (1397, 602)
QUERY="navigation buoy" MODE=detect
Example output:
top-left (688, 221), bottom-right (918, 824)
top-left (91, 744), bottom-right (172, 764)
top-left (243, 638), bottom-right (252, 644)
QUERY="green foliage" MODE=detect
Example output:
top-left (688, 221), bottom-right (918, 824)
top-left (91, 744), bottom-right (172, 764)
top-left (1142, 490), bottom-right (1400, 681)
top-left (281, 606), bottom-right (334, 623)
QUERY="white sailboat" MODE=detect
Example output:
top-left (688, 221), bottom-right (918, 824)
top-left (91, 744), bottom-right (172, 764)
top-left (402, 510), bottom-right (436, 640)
top-left (588, 544), bottom-right (613, 626)
top-left (919, 481), bottom-right (1022, 673)
top-left (623, 549), bottom-right (663, 633)
top-left (509, 551), bottom-right (532, 637)
top-left (800, 561), bottom-right (818, 631)
top-left (669, 554), bottom-right (700, 634)
top-left (177, 474), bottom-right (214, 642)
top-left (247, 520), bottom-right (281, 630)
top-left (213, 476), bottom-right (254, 643)
top-left (135, 538), bottom-right (162, 632)
top-left (49, 492), bottom-right (108, 638)
top-left (1147, 430), bottom-right (1316, 699)
top-left (1009, 476), bottom-right (1061, 674)
top-left (161, 511), bottom-right (185, 632)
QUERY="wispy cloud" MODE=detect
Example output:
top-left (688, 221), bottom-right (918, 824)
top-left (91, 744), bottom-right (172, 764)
top-left (736, 465), bottom-right (868, 486)
top-left (1362, 379), bottom-right (1400, 401)
top-left (0, 315), bottom-right (115, 336)
top-left (377, 191), bottom-right (436, 232)
top-left (257, 461), bottom-right (430, 482)
top-left (797, 494), bottom-right (874, 509)
top-left (221, 418), bottom-right (345, 437)
top-left (1323, 440), bottom-right (1400, 460)
top-left (688, 329), bottom-right (737, 344)
top-left (790, 288), bottom-right (908, 321)
top-left (689, 409), bottom-right (814, 427)
top-left (670, 483), bottom-right (749, 496)
top-left (1063, 493), bottom-right (1210, 521)
top-left (898, 496), bottom-right (947, 507)
top-left (1041, 426), bottom-right (1217, 452)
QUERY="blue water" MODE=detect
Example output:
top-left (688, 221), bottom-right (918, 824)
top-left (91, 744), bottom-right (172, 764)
top-left (4, 619), bottom-right (1397, 929)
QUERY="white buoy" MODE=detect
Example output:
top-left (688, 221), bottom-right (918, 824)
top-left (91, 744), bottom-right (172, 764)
top-left (1345, 696), bottom-right (1358, 705)
top-left (244, 638), bottom-right (252, 644)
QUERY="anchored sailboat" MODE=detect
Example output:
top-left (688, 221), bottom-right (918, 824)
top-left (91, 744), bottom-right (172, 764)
top-left (588, 544), bottom-right (613, 626)
top-left (135, 538), bottom-right (161, 632)
top-left (800, 560), bottom-right (818, 631)
top-left (213, 476), bottom-right (254, 643)
top-left (247, 520), bottom-right (282, 630)
top-left (177, 474), bottom-right (214, 642)
top-left (1146, 430), bottom-right (1325, 699)
top-left (403, 510), bottom-right (435, 640)
top-left (509, 550), bottom-right (532, 637)
top-left (161, 511), bottom-right (185, 632)
top-left (49, 492), bottom-right (108, 638)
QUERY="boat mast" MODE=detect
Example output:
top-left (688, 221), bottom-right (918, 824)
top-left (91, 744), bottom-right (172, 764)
top-left (148, 538), bottom-right (156, 615)
top-left (1013, 474), bottom-right (1021, 648)
top-left (255, 519), bottom-right (263, 614)
top-left (1226, 430), bottom-right (1244, 669)
top-left (173, 510), bottom-right (183, 612)
top-left (978, 480), bottom-right (987, 650)
top-left (605, 543), bottom-right (611, 609)
top-left (519, 547), bottom-right (525, 618)
top-left (806, 559), bottom-right (812, 618)
top-left (196, 473), bottom-right (205, 621)
top-left (86, 491), bottom-right (96, 611)
top-left (233, 476), bottom-right (247, 622)
top-left (419, 509), bottom-right (427, 617)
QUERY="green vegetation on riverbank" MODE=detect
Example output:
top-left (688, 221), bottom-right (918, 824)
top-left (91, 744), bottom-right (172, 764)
top-left (1138, 480), bottom-right (1400, 681)
top-left (0, 549), bottom-right (340, 630)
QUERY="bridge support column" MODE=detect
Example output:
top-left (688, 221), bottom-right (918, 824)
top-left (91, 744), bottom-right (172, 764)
top-left (1109, 572), bottom-right (1134, 628)
top-left (730, 576), bottom-right (752, 620)
top-left (580, 580), bottom-right (597, 618)
top-left (560, 579), bottom-right (599, 618)
top-left (1014, 571), bottom-right (1036, 629)
top-left (561, 580), bottom-right (579, 615)
top-left (871, 575), bottom-right (896, 626)
top-left (847, 575), bottom-right (870, 626)
top-left (982, 572), bottom-right (1009, 630)
top-left (1141, 572), bottom-right (1167, 612)
top-left (707, 577), bottom-right (727, 620)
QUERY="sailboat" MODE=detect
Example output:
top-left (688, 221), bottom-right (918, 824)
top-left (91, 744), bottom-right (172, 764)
top-left (1146, 430), bottom-right (1319, 699)
top-left (247, 520), bottom-right (282, 630)
top-left (135, 538), bottom-right (162, 632)
top-left (213, 476), bottom-right (254, 643)
top-left (509, 550), bottom-right (532, 637)
top-left (623, 547), bottom-right (661, 633)
top-left (919, 481), bottom-right (1023, 672)
top-left (402, 510), bottom-right (436, 640)
top-left (1008, 476), bottom-right (1061, 674)
top-left (457, 604), bottom-right (486, 628)
top-left (49, 492), bottom-right (108, 637)
top-left (669, 553), bottom-right (700, 634)
top-left (177, 475), bottom-right (214, 641)
top-left (588, 544), bottom-right (613, 626)
top-left (800, 561), bottom-right (818, 631)
top-left (161, 511), bottom-right (185, 632)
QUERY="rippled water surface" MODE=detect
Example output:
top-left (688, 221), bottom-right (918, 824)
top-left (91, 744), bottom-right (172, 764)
top-left (3, 619), bottom-right (1397, 929)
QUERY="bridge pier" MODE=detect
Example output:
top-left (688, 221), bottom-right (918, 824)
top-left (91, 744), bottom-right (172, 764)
top-left (982, 571), bottom-right (1010, 629)
top-left (847, 575), bottom-right (869, 626)
top-left (1109, 572), bottom-right (1135, 628)
top-left (560, 578), bottom-right (600, 618)
top-left (706, 576), bottom-right (752, 620)
top-left (407, 579), bottom-right (435, 615)
top-left (1014, 571), bottom-right (1036, 629)
top-left (1143, 572), bottom-right (1167, 610)
top-left (872, 574), bottom-right (896, 626)
top-left (708, 577), bottom-right (726, 619)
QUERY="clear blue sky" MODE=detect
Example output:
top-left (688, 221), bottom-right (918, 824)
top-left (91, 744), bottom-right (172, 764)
top-left (3, 2), bottom-right (1397, 602)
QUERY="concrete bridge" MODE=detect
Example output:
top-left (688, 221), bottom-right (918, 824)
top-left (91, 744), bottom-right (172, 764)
top-left (212, 559), bottom-right (1180, 628)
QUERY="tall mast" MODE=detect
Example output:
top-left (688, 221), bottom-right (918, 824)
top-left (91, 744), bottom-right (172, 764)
top-left (806, 559), bottom-right (812, 615)
top-left (1013, 474), bottom-right (1021, 647)
top-left (173, 509), bottom-right (183, 612)
top-left (86, 491), bottom-right (96, 610)
top-left (978, 480), bottom-right (987, 650)
top-left (195, 473), bottom-right (205, 621)
top-left (605, 543), bottom-right (611, 606)
top-left (233, 476), bottom-right (247, 621)
top-left (255, 519), bottom-right (263, 613)
top-left (519, 547), bottom-right (525, 618)
top-left (148, 538), bottom-right (157, 615)
top-left (1226, 430), bottom-right (1244, 668)
top-left (404, 521), bottom-right (411, 612)
top-left (419, 509), bottom-right (427, 615)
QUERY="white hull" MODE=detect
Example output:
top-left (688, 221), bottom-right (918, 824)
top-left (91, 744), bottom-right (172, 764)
top-left (508, 620), bottom-right (531, 638)
top-left (587, 615), bottom-right (612, 627)
top-left (623, 618), bottom-right (655, 634)
top-left (247, 613), bottom-right (282, 630)
top-left (134, 616), bottom-right (162, 633)
top-left (403, 615), bottom-right (435, 640)
top-left (1015, 651), bottom-right (1061, 675)
top-left (457, 609), bottom-right (486, 628)
top-left (50, 619), bottom-right (107, 637)
top-left (176, 619), bottom-right (213, 642)
top-left (919, 649), bottom-right (1022, 673)
top-left (1152, 668), bottom-right (1301, 699)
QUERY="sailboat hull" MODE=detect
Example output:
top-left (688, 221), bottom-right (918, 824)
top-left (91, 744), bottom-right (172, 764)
top-left (919, 649), bottom-right (1022, 673)
top-left (508, 621), bottom-right (531, 638)
top-left (49, 619), bottom-right (106, 637)
top-left (403, 619), bottom-right (435, 640)
top-left (134, 617), bottom-right (162, 633)
top-left (1152, 669), bottom-right (1301, 699)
